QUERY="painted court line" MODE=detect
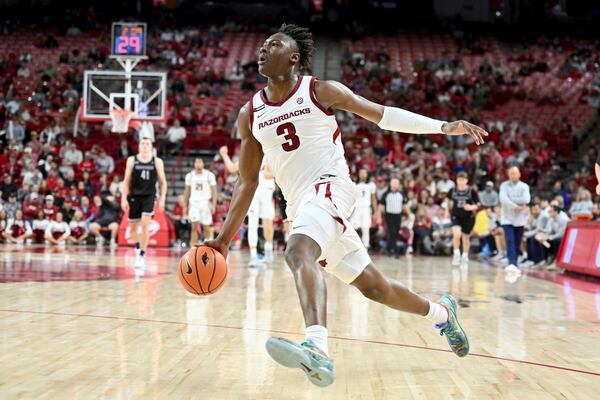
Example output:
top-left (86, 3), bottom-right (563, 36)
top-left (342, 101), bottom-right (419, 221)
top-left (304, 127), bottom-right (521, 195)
top-left (1, 308), bottom-right (599, 377)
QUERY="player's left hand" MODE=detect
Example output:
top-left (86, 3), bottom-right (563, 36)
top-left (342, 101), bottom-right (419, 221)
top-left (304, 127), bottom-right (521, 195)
top-left (442, 120), bottom-right (489, 145)
top-left (158, 201), bottom-right (165, 213)
top-left (596, 183), bottom-right (600, 196)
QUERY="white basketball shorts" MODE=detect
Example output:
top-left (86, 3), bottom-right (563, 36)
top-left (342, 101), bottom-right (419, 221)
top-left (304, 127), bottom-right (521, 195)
top-left (289, 179), bottom-right (371, 284)
top-left (189, 200), bottom-right (213, 225)
top-left (248, 188), bottom-right (275, 220)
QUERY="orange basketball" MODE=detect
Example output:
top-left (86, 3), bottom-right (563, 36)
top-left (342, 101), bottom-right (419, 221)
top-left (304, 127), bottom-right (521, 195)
top-left (178, 245), bottom-right (228, 296)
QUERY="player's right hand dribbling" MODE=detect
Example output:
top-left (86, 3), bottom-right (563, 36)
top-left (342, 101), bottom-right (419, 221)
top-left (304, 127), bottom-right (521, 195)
top-left (202, 238), bottom-right (229, 260)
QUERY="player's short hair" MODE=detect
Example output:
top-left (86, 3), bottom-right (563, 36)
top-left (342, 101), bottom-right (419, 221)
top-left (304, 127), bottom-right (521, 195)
top-left (278, 23), bottom-right (314, 68)
top-left (139, 136), bottom-right (153, 144)
top-left (457, 171), bottom-right (468, 179)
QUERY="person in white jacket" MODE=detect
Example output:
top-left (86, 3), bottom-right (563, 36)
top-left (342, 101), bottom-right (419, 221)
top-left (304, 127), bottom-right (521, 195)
top-left (499, 166), bottom-right (530, 275)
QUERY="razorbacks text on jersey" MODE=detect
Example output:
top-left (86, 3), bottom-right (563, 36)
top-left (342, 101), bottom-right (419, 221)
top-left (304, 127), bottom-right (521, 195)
top-left (249, 75), bottom-right (350, 219)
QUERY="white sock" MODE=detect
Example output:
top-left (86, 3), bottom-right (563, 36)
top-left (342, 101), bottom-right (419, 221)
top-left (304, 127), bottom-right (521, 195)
top-left (305, 325), bottom-right (328, 355)
top-left (453, 249), bottom-right (460, 256)
top-left (265, 241), bottom-right (273, 254)
top-left (425, 301), bottom-right (449, 325)
top-left (462, 253), bottom-right (469, 259)
top-left (250, 246), bottom-right (257, 258)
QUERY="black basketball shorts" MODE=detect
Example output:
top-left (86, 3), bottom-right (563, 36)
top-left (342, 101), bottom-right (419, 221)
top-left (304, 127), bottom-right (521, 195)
top-left (128, 195), bottom-right (155, 221)
top-left (451, 214), bottom-right (475, 235)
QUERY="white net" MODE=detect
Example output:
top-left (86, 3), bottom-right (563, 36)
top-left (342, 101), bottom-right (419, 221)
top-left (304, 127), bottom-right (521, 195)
top-left (109, 109), bottom-right (135, 133)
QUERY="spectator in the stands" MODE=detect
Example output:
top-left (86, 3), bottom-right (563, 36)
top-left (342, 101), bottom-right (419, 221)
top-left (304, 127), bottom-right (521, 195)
top-left (1, 175), bottom-right (18, 201)
top-left (40, 119), bottom-right (61, 144)
top-left (81, 171), bottom-right (95, 198)
top-left (536, 205), bottom-right (570, 268)
top-left (569, 188), bottom-right (593, 220)
top-left (95, 149), bottom-right (115, 174)
top-left (89, 195), bottom-right (120, 247)
top-left (42, 195), bottom-right (58, 220)
top-left (426, 206), bottom-right (453, 255)
top-left (20, 162), bottom-right (41, 186)
top-left (480, 181), bottom-right (499, 208)
top-left (64, 141), bottom-right (83, 165)
top-left (58, 158), bottom-right (74, 179)
top-left (163, 119), bottom-right (186, 155)
top-left (5, 119), bottom-right (26, 145)
top-left (61, 199), bottom-right (76, 223)
top-left (63, 169), bottom-right (77, 188)
top-left (22, 193), bottom-right (40, 221)
top-left (79, 151), bottom-right (96, 174)
top-left (116, 139), bottom-right (133, 159)
top-left (522, 203), bottom-right (550, 267)
top-left (4, 192), bottom-right (21, 219)
top-left (109, 176), bottom-right (122, 198)
top-left (436, 170), bottom-right (455, 196)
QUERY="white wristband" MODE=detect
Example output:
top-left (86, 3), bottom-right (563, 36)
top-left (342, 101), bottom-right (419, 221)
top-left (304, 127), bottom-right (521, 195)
top-left (377, 106), bottom-right (446, 134)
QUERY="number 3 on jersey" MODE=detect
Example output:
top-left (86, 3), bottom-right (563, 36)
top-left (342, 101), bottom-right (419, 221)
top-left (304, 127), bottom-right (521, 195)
top-left (276, 122), bottom-right (300, 152)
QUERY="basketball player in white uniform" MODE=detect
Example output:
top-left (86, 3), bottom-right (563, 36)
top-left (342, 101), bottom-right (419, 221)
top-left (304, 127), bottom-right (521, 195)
top-left (248, 165), bottom-right (276, 265)
top-left (350, 168), bottom-right (376, 249)
top-left (205, 24), bottom-right (488, 387)
top-left (220, 146), bottom-right (277, 266)
top-left (184, 158), bottom-right (217, 245)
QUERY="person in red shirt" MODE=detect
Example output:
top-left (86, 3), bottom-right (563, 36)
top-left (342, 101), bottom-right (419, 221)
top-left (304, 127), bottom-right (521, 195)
top-left (22, 193), bottom-right (40, 220)
top-left (46, 169), bottom-right (60, 192)
top-left (79, 151), bottom-right (96, 174)
top-left (54, 178), bottom-right (70, 202)
top-left (42, 195), bottom-right (59, 220)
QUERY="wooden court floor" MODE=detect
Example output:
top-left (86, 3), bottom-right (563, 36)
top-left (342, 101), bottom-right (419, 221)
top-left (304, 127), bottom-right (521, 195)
top-left (1, 244), bottom-right (599, 399)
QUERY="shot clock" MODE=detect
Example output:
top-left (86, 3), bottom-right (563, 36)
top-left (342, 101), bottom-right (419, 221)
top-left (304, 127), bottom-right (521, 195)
top-left (111, 22), bottom-right (147, 57)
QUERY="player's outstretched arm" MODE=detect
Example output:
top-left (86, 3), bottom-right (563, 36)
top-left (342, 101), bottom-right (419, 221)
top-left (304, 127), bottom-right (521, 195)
top-left (314, 80), bottom-right (488, 145)
top-left (204, 103), bottom-right (263, 258)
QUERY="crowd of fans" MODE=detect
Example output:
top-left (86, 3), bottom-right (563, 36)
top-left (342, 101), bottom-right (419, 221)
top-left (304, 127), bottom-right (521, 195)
top-left (1, 17), bottom-right (599, 267)
top-left (0, 133), bottom-right (125, 246)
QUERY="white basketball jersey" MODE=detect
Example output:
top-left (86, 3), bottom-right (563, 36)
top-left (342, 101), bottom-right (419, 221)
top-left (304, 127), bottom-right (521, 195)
top-left (250, 76), bottom-right (350, 217)
top-left (355, 181), bottom-right (376, 208)
top-left (185, 169), bottom-right (216, 202)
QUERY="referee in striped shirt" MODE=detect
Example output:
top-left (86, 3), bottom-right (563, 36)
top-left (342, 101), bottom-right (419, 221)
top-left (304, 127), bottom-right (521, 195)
top-left (377, 178), bottom-right (404, 257)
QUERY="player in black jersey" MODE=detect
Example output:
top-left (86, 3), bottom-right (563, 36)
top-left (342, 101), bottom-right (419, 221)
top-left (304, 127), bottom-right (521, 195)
top-left (447, 172), bottom-right (480, 268)
top-left (121, 137), bottom-right (167, 269)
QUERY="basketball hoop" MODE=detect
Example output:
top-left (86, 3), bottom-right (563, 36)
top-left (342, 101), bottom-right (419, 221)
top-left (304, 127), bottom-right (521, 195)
top-left (110, 109), bottom-right (135, 133)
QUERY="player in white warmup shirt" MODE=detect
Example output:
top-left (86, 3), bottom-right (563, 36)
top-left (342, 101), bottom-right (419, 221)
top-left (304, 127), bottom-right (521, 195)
top-left (184, 158), bottom-right (217, 245)
top-left (221, 146), bottom-right (277, 266)
top-left (248, 166), bottom-right (276, 265)
top-left (205, 24), bottom-right (488, 387)
top-left (350, 168), bottom-right (377, 249)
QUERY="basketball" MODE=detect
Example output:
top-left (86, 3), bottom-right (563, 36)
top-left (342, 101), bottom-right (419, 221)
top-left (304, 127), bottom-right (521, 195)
top-left (178, 246), bottom-right (227, 296)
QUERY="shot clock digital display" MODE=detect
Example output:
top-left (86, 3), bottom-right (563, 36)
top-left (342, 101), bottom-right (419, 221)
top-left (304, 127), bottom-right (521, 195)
top-left (111, 22), bottom-right (147, 57)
